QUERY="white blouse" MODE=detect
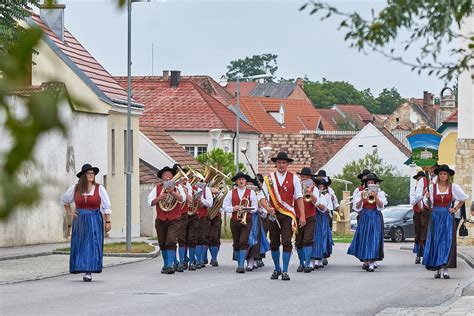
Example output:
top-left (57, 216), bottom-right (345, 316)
top-left (352, 190), bottom-right (388, 212)
top-left (61, 184), bottom-right (112, 214)
top-left (421, 183), bottom-right (469, 206)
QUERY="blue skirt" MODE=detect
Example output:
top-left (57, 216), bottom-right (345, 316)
top-left (422, 206), bottom-right (456, 270)
top-left (312, 211), bottom-right (333, 259)
top-left (248, 213), bottom-right (270, 257)
top-left (347, 208), bottom-right (384, 261)
top-left (70, 209), bottom-right (104, 274)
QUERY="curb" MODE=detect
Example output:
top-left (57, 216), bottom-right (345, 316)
top-left (52, 249), bottom-right (160, 258)
top-left (400, 246), bottom-right (474, 268)
top-left (0, 252), bottom-right (53, 262)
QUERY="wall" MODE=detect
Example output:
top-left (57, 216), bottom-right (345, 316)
top-left (139, 132), bottom-right (176, 170)
top-left (385, 103), bottom-right (419, 131)
top-left (140, 183), bottom-right (156, 237)
top-left (438, 127), bottom-right (457, 168)
top-left (322, 124), bottom-right (412, 176)
top-left (0, 98), bottom-right (108, 246)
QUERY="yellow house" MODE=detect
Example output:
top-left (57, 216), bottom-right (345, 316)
top-left (26, 5), bottom-right (143, 239)
top-left (437, 111), bottom-right (458, 169)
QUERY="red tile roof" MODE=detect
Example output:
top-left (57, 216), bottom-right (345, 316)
top-left (29, 14), bottom-right (136, 106)
top-left (139, 159), bottom-right (159, 184)
top-left (238, 96), bottom-right (321, 133)
top-left (186, 76), bottom-right (234, 106)
top-left (443, 110), bottom-right (458, 123)
top-left (317, 109), bottom-right (342, 131)
top-left (312, 133), bottom-right (354, 171)
top-left (140, 126), bottom-right (200, 169)
top-left (224, 82), bottom-right (258, 97)
top-left (114, 76), bottom-right (258, 133)
top-left (334, 104), bottom-right (374, 127)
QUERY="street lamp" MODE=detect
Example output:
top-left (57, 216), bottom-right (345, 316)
top-left (221, 137), bottom-right (232, 153)
top-left (209, 128), bottom-right (222, 149)
top-left (126, 0), bottom-right (150, 252)
top-left (261, 146), bottom-right (272, 175)
top-left (233, 73), bottom-right (272, 173)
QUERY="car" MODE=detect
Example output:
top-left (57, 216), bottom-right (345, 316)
top-left (350, 211), bottom-right (358, 232)
top-left (382, 205), bottom-right (415, 242)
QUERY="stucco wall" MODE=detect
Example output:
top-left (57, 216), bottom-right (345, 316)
top-left (0, 98), bottom-right (108, 246)
top-left (140, 183), bottom-right (156, 237)
top-left (438, 128), bottom-right (457, 168)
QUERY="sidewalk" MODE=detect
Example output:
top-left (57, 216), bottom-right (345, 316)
top-left (0, 237), bottom-right (158, 285)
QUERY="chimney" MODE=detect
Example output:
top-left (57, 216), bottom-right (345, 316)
top-left (170, 70), bottom-right (181, 87)
top-left (162, 70), bottom-right (169, 81)
top-left (423, 91), bottom-right (429, 106)
top-left (296, 77), bottom-right (304, 87)
top-left (39, 2), bottom-right (66, 41)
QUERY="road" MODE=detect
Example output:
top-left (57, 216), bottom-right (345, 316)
top-left (1, 241), bottom-right (473, 315)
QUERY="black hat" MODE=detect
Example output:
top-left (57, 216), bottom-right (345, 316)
top-left (362, 173), bottom-right (383, 183)
top-left (315, 177), bottom-right (330, 187)
top-left (434, 164), bottom-right (455, 176)
top-left (315, 170), bottom-right (327, 178)
top-left (297, 167), bottom-right (315, 176)
top-left (157, 166), bottom-right (177, 179)
top-left (76, 163), bottom-right (99, 178)
top-left (252, 174), bottom-right (264, 186)
top-left (357, 169), bottom-right (371, 180)
top-left (271, 151), bottom-right (294, 163)
top-left (172, 163), bottom-right (188, 173)
top-left (231, 172), bottom-right (252, 182)
top-left (413, 171), bottom-right (426, 180)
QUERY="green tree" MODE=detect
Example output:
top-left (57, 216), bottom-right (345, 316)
top-left (300, 0), bottom-right (473, 81)
top-left (226, 54), bottom-right (278, 82)
top-left (375, 87), bottom-right (405, 114)
top-left (331, 151), bottom-right (409, 207)
top-left (196, 148), bottom-right (247, 181)
top-left (303, 77), bottom-right (365, 108)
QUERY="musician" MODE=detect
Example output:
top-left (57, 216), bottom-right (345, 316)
top-left (410, 170), bottom-right (430, 264)
top-left (315, 170), bottom-right (340, 225)
top-left (194, 181), bottom-right (213, 269)
top-left (148, 166), bottom-right (186, 274)
top-left (253, 173), bottom-right (270, 268)
top-left (419, 164), bottom-right (468, 279)
top-left (347, 173), bottom-right (387, 272)
top-left (295, 167), bottom-right (318, 273)
top-left (208, 186), bottom-right (223, 267)
top-left (262, 151), bottom-right (305, 281)
top-left (313, 178), bottom-right (334, 269)
top-left (223, 172), bottom-right (257, 273)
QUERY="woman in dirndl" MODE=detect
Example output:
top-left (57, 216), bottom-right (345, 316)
top-left (347, 173), bottom-right (387, 272)
top-left (61, 164), bottom-right (111, 282)
top-left (420, 164), bottom-right (468, 279)
top-left (312, 177), bottom-right (334, 269)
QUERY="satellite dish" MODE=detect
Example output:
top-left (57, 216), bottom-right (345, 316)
top-left (409, 110), bottom-right (418, 124)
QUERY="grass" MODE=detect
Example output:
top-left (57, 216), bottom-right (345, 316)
top-left (55, 242), bottom-right (155, 254)
top-left (332, 232), bottom-right (354, 243)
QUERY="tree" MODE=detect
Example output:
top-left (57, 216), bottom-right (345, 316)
top-left (375, 88), bottom-right (405, 114)
top-left (196, 149), bottom-right (247, 182)
top-left (303, 77), bottom-right (365, 108)
top-left (225, 54), bottom-right (278, 82)
top-left (330, 151), bottom-right (409, 207)
top-left (300, 1), bottom-right (473, 82)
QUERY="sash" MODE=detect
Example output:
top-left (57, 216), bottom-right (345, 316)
top-left (264, 173), bottom-right (298, 233)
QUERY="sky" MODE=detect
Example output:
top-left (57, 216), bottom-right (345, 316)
top-left (47, 0), bottom-right (457, 98)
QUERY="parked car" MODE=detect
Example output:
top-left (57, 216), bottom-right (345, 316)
top-left (350, 211), bottom-right (358, 232)
top-left (382, 205), bottom-right (415, 242)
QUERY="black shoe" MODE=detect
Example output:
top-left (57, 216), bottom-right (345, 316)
top-left (304, 267), bottom-right (312, 273)
top-left (204, 259), bottom-right (209, 264)
top-left (271, 270), bottom-right (281, 280)
top-left (362, 264), bottom-right (368, 270)
top-left (173, 263), bottom-right (178, 272)
top-left (83, 274), bottom-right (92, 282)
top-left (319, 264), bottom-right (324, 269)
top-left (443, 273), bottom-right (450, 279)
top-left (188, 264), bottom-right (196, 271)
top-left (281, 272), bottom-right (290, 281)
top-left (210, 261), bottom-right (219, 267)
top-left (323, 258), bottom-right (328, 265)
top-left (183, 262), bottom-right (188, 270)
top-left (434, 272), bottom-right (441, 279)
top-left (236, 267), bottom-right (245, 274)
top-left (177, 265), bottom-right (184, 272)
top-left (368, 267), bottom-right (374, 272)
top-left (196, 263), bottom-right (202, 269)
top-left (313, 265), bottom-right (319, 270)
top-left (161, 266), bottom-right (167, 274)
top-left (257, 260), bottom-right (264, 268)
top-left (166, 267), bottom-right (175, 274)
top-left (245, 266), bottom-right (254, 272)
top-left (297, 264), bottom-right (304, 273)
top-left (415, 257), bottom-right (421, 264)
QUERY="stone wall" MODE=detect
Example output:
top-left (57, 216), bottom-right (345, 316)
top-left (455, 138), bottom-right (474, 246)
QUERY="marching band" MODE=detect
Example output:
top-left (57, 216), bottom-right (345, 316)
top-left (145, 152), bottom-right (469, 281)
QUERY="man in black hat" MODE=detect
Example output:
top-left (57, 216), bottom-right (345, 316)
top-left (223, 172), bottom-right (257, 273)
top-left (148, 166), bottom-right (186, 274)
top-left (410, 170), bottom-right (430, 264)
top-left (262, 151), bottom-right (305, 281)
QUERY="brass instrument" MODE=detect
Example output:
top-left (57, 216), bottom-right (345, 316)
top-left (301, 179), bottom-right (315, 202)
top-left (236, 196), bottom-right (251, 225)
top-left (158, 168), bottom-right (187, 212)
top-left (362, 184), bottom-right (379, 204)
top-left (207, 185), bottom-right (230, 220)
top-left (188, 182), bottom-right (206, 215)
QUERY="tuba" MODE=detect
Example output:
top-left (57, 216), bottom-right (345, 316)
top-left (207, 185), bottom-right (230, 220)
top-left (158, 168), bottom-right (187, 212)
top-left (236, 197), bottom-right (250, 225)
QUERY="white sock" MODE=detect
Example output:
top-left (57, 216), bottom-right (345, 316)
top-left (443, 267), bottom-right (449, 275)
top-left (374, 262), bottom-right (377, 267)
top-left (247, 258), bottom-right (254, 268)
top-left (437, 269), bottom-right (441, 275)
top-left (318, 259), bottom-right (322, 266)
top-left (310, 259), bottom-right (315, 267)
top-left (369, 262), bottom-right (375, 269)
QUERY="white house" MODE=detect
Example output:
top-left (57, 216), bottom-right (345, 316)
top-left (321, 123), bottom-right (412, 177)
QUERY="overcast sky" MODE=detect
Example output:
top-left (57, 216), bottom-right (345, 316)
top-left (51, 0), bottom-right (456, 98)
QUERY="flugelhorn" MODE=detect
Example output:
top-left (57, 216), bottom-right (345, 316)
top-left (362, 184), bottom-right (379, 204)
top-left (301, 179), bottom-right (314, 202)
top-left (236, 196), bottom-right (251, 225)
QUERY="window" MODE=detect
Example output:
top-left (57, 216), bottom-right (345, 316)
top-left (396, 117), bottom-right (400, 123)
top-left (111, 129), bottom-right (115, 175)
top-left (184, 145), bottom-right (208, 158)
top-left (358, 144), bottom-right (363, 147)
top-left (124, 130), bottom-right (134, 173)
top-left (372, 145), bottom-right (377, 148)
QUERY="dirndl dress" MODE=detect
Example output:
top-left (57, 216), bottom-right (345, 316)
top-left (312, 211), bottom-right (333, 259)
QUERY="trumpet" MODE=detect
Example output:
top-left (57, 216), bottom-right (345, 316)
top-left (362, 184), bottom-right (379, 204)
top-left (301, 179), bottom-right (315, 202)
top-left (236, 197), bottom-right (251, 225)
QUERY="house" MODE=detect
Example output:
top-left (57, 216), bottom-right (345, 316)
top-left (437, 111), bottom-right (458, 169)
top-left (115, 73), bottom-right (261, 173)
top-left (319, 123), bottom-right (412, 177)
top-left (1, 4), bottom-right (144, 245)
top-left (331, 104), bottom-right (375, 129)
top-left (0, 83), bottom-right (113, 246)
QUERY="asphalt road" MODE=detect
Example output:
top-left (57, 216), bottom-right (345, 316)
top-left (1, 241), bottom-right (473, 315)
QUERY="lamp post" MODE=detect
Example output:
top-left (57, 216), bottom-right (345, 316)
top-left (261, 146), bottom-right (272, 175)
top-left (126, 0), bottom-right (149, 252)
top-left (209, 129), bottom-right (222, 150)
top-left (222, 137), bottom-right (232, 153)
top-left (234, 74), bottom-right (272, 174)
